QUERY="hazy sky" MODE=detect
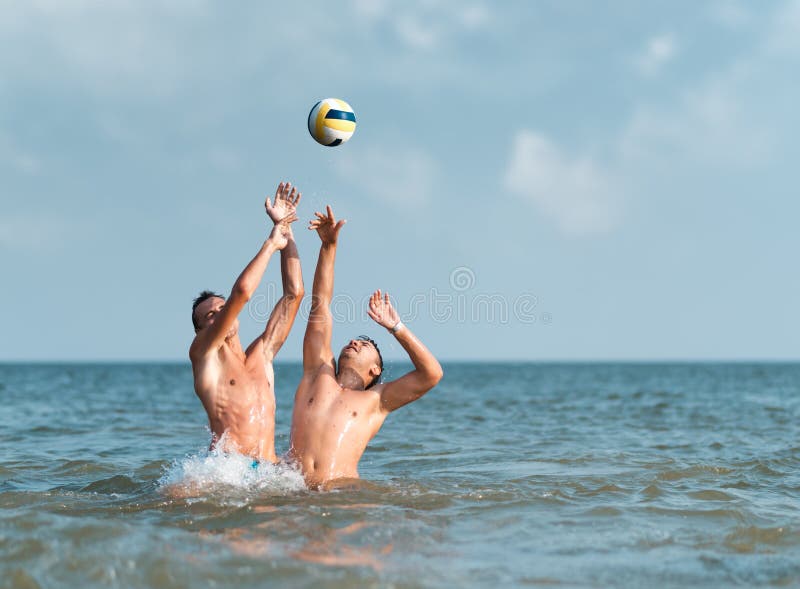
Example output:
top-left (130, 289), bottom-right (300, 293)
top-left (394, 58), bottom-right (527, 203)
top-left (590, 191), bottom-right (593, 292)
top-left (2, 0), bottom-right (798, 361)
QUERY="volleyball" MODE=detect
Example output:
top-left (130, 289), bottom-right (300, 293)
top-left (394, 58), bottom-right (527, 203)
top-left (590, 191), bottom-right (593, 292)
top-left (307, 98), bottom-right (357, 147)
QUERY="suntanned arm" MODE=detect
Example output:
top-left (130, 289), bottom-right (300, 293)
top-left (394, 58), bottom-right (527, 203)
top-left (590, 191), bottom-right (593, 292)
top-left (367, 290), bottom-right (444, 412)
top-left (251, 183), bottom-right (305, 362)
top-left (190, 210), bottom-right (297, 361)
top-left (302, 205), bottom-right (346, 373)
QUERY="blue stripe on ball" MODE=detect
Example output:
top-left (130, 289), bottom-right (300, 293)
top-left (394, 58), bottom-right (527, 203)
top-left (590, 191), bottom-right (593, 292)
top-left (325, 109), bottom-right (356, 122)
top-left (326, 138), bottom-right (343, 147)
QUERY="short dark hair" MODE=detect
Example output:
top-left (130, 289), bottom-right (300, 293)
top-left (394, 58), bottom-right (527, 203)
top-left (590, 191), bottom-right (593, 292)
top-left (192, 290), bottom-right (225, 329)
top-left (357, 335), bottom-right (383, 388)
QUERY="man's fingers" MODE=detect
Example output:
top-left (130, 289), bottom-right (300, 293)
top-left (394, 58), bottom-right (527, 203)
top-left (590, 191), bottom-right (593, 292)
top-left (326, 205), bottom-right (334, 222)
top-left (265, 197), bottom-right (272, 210)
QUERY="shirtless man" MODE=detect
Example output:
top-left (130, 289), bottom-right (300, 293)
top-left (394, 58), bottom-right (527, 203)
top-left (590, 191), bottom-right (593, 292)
top-left (189, 182), bottom-right (303, 463)
top-left (289, 205), bottom-right (443, 487)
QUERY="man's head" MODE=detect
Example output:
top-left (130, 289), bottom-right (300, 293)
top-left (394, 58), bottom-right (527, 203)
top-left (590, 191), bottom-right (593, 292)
top-left (192, 291), bottom-right (235, 335)
top-left (337, 335), bottom-right (383, 389)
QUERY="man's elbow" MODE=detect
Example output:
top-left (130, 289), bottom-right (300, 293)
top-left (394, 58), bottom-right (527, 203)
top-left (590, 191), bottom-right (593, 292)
top-left (282, 285), bottom-right (305, 310)
top-left (424, 363), bottom-right (444, 389)
top-left (287, 281), bottom-right (305, 299)
top-left (232, 282), bottom-right (254, 302)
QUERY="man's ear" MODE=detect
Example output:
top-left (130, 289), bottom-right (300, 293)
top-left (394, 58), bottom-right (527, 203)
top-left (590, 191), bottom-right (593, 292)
top-left (369, 364), bottom-right (381, 379)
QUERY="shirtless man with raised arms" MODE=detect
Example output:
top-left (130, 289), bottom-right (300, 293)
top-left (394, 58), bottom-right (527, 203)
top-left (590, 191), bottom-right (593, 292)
top-left (189, 182), bottom-right (303, 463)
top-left (289, 205), bottom-right (443, 487)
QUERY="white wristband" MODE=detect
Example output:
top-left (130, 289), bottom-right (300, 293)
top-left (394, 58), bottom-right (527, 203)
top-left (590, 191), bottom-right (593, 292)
top-left (390, 320), bottom-right (404, 334)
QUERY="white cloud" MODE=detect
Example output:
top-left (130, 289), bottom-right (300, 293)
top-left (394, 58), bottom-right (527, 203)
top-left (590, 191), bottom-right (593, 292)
top-left (635, 33), bottom-right (678, 76)
top-left (336, 146), bottom-right (437, 207)
top-left (395, 15), bottom-right (440, 49)
top-left (460, 4), bottom-right (490, 30)
top-left (350, 0), bottom-right (489, 50)
top-left (620, 0), bottom-right (800, 171)
top-left (0, 213), bottom-right (64, 251)
top-left (620, 74), bottom-right (774, 170)
top-left (765, 0), bottom-right (800, 56)
top-left (709, 0), bottom-right (751, 30)
top-left (0, 132), bottom-right (42, 175)
top-left (504, 131), bottom-right (621, 236)
top-left (0, 2), bottom-right (205, 100)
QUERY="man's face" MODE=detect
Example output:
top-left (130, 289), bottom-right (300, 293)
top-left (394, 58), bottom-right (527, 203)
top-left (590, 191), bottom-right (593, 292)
top-left (338, 338), bottom-right (381, 380)
top-left (194, 296), bottom-right (237, 336)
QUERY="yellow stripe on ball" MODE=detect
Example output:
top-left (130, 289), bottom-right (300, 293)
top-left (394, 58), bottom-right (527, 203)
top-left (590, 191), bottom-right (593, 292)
top-left (324, 119), bottom-right (356, 132)
top-left (315, 101), bottom-right (332, 144)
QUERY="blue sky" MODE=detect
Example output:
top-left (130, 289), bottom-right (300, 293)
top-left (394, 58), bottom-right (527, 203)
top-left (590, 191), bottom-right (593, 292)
top-left (1, 0), bottom-right (798, 361)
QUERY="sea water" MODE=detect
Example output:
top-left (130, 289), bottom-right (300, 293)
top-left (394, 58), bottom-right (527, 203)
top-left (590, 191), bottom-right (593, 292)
top-left (1, 362), bottom-right (799, 588)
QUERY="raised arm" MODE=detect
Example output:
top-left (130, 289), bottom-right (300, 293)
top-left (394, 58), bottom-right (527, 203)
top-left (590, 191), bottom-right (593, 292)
top-left (367, 290), bottom-right (443, 413)
top-left (302, 205), bottom-right (346, 373)
top-left (253, 183), bottom-right (305, 362)
top-left (190, 208), bottom-right (297, 360)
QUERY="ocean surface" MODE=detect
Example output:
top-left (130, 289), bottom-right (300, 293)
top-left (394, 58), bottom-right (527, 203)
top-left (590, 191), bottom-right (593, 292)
top-left (1, 362), bottom-right (799, 588)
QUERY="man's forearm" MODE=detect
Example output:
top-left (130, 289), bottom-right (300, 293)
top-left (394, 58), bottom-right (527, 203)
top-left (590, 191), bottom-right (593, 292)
top-left (233, 238), bottom-right (278, 299)
top-left (310, 243), bottom-right (337, 308)
top-left (392, 325), bottom-right (443, 383)
top-left (280, 233), bottom-right (303, 297)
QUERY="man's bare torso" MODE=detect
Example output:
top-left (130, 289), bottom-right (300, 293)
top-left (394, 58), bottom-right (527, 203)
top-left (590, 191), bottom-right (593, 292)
top-left (192, 342), bottom-right (277, 462)
top-left (289, 367), bottom-right (387, 487)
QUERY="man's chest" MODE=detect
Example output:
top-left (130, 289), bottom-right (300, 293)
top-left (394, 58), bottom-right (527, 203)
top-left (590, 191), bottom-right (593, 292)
top-left (301, 384), bottom-right (376, 426)
top-left (196, 357), bottom-right (271, 408)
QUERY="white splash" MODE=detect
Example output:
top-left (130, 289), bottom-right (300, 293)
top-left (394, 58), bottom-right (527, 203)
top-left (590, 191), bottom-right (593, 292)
top-left (158, 441), bottom-right (307, 502)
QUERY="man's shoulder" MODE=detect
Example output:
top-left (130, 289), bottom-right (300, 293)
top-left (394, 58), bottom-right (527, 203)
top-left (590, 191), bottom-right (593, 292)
top-left (189, 335), bottom-right (209, 361)
top-left (191, 331), bottom-right (231, 362)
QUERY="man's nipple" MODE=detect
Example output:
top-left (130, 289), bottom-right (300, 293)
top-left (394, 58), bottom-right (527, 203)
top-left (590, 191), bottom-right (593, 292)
top-left (230, 379), bottom-right (236, 385)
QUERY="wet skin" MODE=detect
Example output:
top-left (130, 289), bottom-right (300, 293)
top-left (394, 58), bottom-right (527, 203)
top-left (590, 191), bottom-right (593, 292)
top-left (290, 343), bottom-right (388, 486)
top-left (291, 204), bottom-right (443, 488)
top-left (191, 297), bottom-right (278, 461)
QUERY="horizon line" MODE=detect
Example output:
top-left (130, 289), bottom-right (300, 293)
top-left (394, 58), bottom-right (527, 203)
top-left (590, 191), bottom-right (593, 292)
top-left (1, 358), bottom-right (799, 364)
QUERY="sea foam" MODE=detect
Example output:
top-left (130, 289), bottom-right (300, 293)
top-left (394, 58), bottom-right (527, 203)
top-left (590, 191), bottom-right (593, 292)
top-left (158, 444), bottom-right (307, 501)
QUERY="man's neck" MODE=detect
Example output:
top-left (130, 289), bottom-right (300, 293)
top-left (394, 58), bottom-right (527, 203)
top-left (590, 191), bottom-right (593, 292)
top-left (337, 367), bottom-right (366, 390)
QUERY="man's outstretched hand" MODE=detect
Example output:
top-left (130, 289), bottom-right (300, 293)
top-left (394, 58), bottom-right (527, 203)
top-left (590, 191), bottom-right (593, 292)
top-left (367, 290), bottom-right (400, 330)
top-left (309, 205), bottom-right (346, 246)
top-left (266, 182), bottom-right (301, 224)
